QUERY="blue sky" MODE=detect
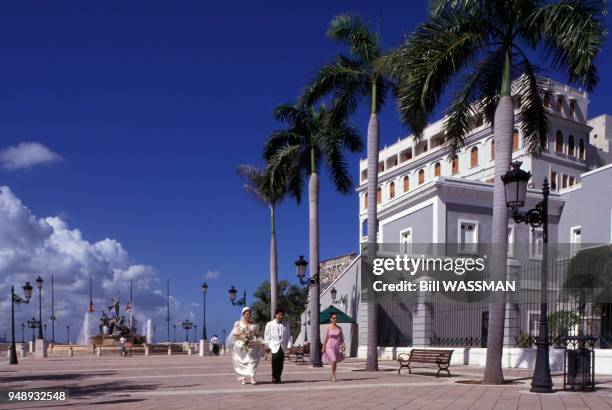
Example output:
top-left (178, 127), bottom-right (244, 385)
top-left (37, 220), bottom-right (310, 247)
top-left (0, 1), bottom-right (610, 340)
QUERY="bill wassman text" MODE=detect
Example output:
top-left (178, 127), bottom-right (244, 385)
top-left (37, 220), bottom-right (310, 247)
top-left (372, 280), bottom-right (516, 292)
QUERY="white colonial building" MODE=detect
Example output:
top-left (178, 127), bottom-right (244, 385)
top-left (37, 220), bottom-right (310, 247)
top-left (297, 79), bottom-right (612, 373)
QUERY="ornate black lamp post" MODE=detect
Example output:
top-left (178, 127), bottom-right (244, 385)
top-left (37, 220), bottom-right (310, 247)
top-left (201, 282), bottom-right (208, 340)
top-left (228, 286), bottom-right (246, 307)
top-left (295, 255), bottom-right (322, 366)
top-left (181, 319), bottom-right (193, 342)
top-left (35, 276), bottom-right (44, 340)
top-left (173, 324), bottom-right (177, 343)
top-left (502, 161), bottom-right (552, 393)
top-left (50, 274), bottom-right (56, 343)
top-left (21, 323), bottom-right (25, 343)
top-left (193, 325), bottom-right (198, 343)
top-left (43, 324), bottom-right (47, 340)
top-left (10, 282), bottom-right (33, 365)
top-left (66, 326), bottom-right (70, 344)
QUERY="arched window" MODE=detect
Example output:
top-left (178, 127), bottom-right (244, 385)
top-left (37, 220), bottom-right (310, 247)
top-left (376, 188), bottom-right (382, 204)
top-left (556, 96), bottom-right (563, 112)
top-left (403, 176), bottom-right (409, 192)
top-left (512, 129), bottom-right (519, 151)
top-left (389, 182), bottom-right (395, 199)
top-left (579, 139), bottom-right (585, 160)
top-left (363, 192), bottom-right (368, 209)
top-left (470, 146), bottom-right (479, 167)
top-left (451, 157), bottom-right (459, 174)
top-left (434, 162), bottom-right (441, 177)
top-left (490, 139), bottom-right (495, 160)
top-left (418, 169), bottom-right (425, 185)
top-left (568, 135), bottom-right (575, 157)
top-left (555, 131), bottom-right (564, 154)
top-left (544, 92), bottom-right (551, 107)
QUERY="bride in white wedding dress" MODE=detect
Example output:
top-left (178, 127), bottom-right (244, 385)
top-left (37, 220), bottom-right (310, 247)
top-left (226, 307), bottom-right (263, 384)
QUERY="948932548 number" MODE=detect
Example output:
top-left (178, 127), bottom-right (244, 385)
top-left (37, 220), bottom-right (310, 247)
top-left (1, 390), bottom-right (69, 402)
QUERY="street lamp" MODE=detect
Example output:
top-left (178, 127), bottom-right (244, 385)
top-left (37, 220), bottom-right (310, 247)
top-left (295, 255), bottom-right (322, 367)
top-left (67, 326), bottom-right (71, 344)
top-left (173, 324), bottom-right (177, 343)
top-left (194, 325), bottom-right (197, 343)
top-left (9, 282), bottom-right (33, 365)
top-left (35, 276), bottom-right (44, 340)
top-left (330, 287), bottom-right (348, 311)
top-left (181, 319), bottom-right (193, 342)
top-left (50, 274), bottom-right (56, 343)
top-left (295, 255), bottom-right (309, 285)
top-left (21, 323), bottom-right (25, 343)
top-left (26, 317), bottom-right (38, 342)
top-left (503, 161), bottom-right (552, 393)
top-left (201, 282), bottom-right (208, 340)
top-left (228, 286), bottom-right (246, 307)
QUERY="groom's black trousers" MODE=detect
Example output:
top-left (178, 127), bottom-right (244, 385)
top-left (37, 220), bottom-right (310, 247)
top-left (271, 347), bottom-right (284, 382)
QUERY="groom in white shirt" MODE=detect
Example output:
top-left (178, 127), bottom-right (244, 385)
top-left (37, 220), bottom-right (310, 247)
top-left (264, 308), bottom-right (291, 384)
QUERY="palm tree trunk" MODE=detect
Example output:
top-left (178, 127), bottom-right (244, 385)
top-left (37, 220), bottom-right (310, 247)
top-left (309, 169), bottom-right (322, 366)
top-left (365, 81), bottom-right (380, 370)
top-left (270, 205), bottom-right (278, 320)
top-left (483, 55), bottom-right (513, 383)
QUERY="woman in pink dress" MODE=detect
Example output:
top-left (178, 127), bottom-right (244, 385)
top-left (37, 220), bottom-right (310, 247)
top-left (321, 313), bottom-right (345, 382)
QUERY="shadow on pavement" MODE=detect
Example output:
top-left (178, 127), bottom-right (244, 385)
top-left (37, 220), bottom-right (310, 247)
top-left (2, 372), bottom-right (116, 383)
top-left (62, 381), bottom-right (159, 399)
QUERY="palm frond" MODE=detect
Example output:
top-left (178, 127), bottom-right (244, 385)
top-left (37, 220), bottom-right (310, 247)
top-left (300, 55), bottom-right (367, 107)
top-left (514, 60), bottom-right (548, 155)
top-left (327, 13), bottom-right (381, 63)
top-left (526, 0), bottom-right (606, 91)
top-left (383, 7), bottom-right (490, 137)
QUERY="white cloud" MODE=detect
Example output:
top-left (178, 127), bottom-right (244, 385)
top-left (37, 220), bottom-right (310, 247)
top-left (0, 186), bottom-right (196, 341)
top-left (204, 269), bottom-right (221, 279)
top-left (0, 142), bottom-right (63, 170)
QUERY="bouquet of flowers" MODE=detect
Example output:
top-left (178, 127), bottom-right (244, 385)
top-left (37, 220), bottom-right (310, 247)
top-left (236, 327), bottom-right (257, 351)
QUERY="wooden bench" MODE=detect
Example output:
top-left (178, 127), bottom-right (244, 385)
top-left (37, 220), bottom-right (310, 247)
top-left (287, 344), bottom-right (310, 363)
top-left (397, 349), bottom-right (453, 377)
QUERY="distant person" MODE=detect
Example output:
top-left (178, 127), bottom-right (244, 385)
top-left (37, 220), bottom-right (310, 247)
top-left (119, 335), bottom-right (127, 357)
top-left (264, 308), bottom-right (291, 384)
top-left (210, 334), bottom-right (220, 356)
top-left (322, 313), bottom-right (345, 382)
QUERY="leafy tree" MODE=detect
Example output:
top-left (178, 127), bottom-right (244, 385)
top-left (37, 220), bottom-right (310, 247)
top-left (264, 102), bottom-right (362, 365)
top-left (251, 280), bottom-right (308, 338)
top-left (300, 13), bottom-right (390, 371)
top-left (237, 164), bottom-right (288, 319)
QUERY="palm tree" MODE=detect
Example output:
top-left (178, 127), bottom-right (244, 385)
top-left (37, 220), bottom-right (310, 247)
top-left (379, 0), bottom-right (605, 384)
top-left (300, 12), bottom-right (389, 371)
top-left (237, 164), bottom-right (287, 319)
top-left (264, 103), bottom-right (362, 366)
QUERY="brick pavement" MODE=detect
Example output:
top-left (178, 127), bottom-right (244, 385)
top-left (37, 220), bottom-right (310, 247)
top-left (1, 354), bottom-right (612, 409)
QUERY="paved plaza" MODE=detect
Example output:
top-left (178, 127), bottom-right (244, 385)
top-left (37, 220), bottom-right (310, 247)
top-left (2, 354), bottom-right (612, 409)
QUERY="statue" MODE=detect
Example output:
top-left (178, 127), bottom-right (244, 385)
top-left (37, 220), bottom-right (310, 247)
top-left (91, 295), bottom-right (144, 346)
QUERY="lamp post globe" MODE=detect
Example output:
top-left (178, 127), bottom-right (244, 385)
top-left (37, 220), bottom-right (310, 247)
top-left (295, 255), bottom-right (308, 285)
top-left (502, 161), bottom-right (531, 211)
top-left (330, 287), bottom-right (338, 302)
top-left (228, 286), bottom-right (237, 303)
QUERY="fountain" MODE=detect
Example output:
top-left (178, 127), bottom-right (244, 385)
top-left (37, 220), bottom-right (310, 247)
top-left (88, 296), bottom-right (145, 347)
top-left (77, 311), bottom-right (96, 345)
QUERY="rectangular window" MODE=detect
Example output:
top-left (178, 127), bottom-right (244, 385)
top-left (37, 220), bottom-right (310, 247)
top-left (550, 171), bottom-right (557, 191)
top-left (530, 229), bottom-right (544, 259)
top-left (458, 220), bottom-right (478, 254)
top-left (507, 225), bottom-right (515, 258)
top-left (562, 174), bottom-right (568, 189)
top-left (400, 228), bottom-right (413, 255)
